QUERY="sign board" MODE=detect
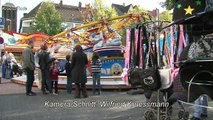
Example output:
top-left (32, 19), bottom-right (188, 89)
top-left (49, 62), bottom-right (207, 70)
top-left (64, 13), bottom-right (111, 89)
top-left (100, 57), bottom-right (125, 76)
top-left (0, 17), bottom-right (5, 29)
top-left (0, 37), bottom-right (5, 49)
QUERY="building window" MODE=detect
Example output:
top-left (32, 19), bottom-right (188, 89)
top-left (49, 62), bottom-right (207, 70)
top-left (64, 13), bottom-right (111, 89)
top-left (12, 10), bottom-right (16, 19)
top-left (2, 10), bottom-right (5, 17)
top-left (3, 10), bottom-right (7, 18)
top-left (75, 23), bottom-right (81, 27)
top-left (66, 22), bottom-right (73, 29)
top-left (8, 11), bottom-right (11, 19)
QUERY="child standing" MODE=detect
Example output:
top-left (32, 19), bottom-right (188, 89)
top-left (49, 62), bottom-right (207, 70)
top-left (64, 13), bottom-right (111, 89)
top-left (91, 52), bottom-right (102, 95)
top-left (50, 59), bottom-right (60, 95)
top-left (65, 55), bottom-right (72, 94)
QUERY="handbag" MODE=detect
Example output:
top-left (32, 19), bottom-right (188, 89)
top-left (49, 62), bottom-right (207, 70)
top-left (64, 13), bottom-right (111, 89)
top-left (129, 67), bottom-right (161, 91)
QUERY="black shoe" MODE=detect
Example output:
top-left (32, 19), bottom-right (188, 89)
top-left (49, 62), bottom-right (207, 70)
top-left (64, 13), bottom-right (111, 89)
top-left (26, 92), bottom-right (36, 96)
top-left (43, 91), bottom-right (47, 94)
top-left (74, 95), bottom-right (80, 98)
top-left (97, 92), bottom-right (101, 95)
top-left (191, 117), bottom-right (201, 120)
top-left (82, 95), bottom-right (88, 98)
top-left (201, 114), bottom-right (207, 118)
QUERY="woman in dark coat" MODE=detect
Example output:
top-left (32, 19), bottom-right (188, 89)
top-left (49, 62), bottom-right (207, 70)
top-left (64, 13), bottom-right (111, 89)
top-left (71, 45), bottom-right (88, 98)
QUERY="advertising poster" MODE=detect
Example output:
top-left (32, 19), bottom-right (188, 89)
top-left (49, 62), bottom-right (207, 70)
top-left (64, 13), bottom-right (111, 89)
top-left (101, 57), bottom-right (124, 76)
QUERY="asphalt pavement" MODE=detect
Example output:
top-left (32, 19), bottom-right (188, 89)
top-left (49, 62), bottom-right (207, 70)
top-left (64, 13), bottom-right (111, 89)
top-left (0, 78), bottom-right (213, 120)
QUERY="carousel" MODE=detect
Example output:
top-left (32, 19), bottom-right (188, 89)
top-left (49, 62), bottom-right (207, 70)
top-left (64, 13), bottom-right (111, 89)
top-left (1, 9), bottom-right (151, 89)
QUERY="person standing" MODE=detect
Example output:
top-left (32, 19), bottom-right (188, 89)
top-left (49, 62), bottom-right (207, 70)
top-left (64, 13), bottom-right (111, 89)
top-left (91, 52), bottom-right (102, 95)
top-left (38, 44), bottom-right (55, 95)
top-left (65, 54), bottom-right (72, 94)
top-left (22, 40), bottom-right (36, 96)
top-left (5, 55), bottom-right (12, 79)
top-left (71, 45), bottom-right (88, 98)
top-left (8, 52), bottom-right (17, 78)
top-left (49, 60), bottom-right (60, 95)
top-left (2, 51), bottom-right (8, 78)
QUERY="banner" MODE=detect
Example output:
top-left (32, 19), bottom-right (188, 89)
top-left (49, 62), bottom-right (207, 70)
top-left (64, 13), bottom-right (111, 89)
top-left (101, 57), bottom-right (124, 76)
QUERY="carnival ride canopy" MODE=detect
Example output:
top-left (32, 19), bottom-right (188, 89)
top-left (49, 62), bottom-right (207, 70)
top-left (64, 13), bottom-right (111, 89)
top-left (1, 11), bottom-right (153, 56)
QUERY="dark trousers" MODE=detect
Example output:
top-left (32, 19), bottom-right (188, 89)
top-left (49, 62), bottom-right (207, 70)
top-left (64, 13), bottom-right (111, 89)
top-left (51, 81), bottom-right (58, 93)
top-left (25, 68), bottom-right (34, 93)
top-left (66, 77), bottom-right (72, 93)
top-left (75, 83), bottom-right (87, 98)
top-left (41, 69), bottom-right (52, 93)
top-left (2, 64), bottom-right (6, 78)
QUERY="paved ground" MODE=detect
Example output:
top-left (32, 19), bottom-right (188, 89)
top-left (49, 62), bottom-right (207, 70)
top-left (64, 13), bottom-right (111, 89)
top-left (0, 78), bottom-right (213, 120)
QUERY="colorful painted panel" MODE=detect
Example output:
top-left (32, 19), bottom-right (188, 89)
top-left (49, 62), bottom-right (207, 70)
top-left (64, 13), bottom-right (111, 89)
top-left (101, 57), bottom-right (124, 76)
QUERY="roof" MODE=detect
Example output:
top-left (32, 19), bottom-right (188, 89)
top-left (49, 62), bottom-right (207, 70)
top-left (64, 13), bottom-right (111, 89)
top-left (55, 4), bottom-right (85, 22)
top-left (2, 2), bottom-right (17, 10)
top-left (111, 4), bottom-right (133, 16)
top-left (22, 2), bottom-right (42, 19)
top-left (22, 2), bottom-right (86, 22)
top-left (3, 2), bottom-right (16, 8)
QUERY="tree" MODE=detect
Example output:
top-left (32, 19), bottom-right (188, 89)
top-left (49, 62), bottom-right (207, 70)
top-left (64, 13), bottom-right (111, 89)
top-left (159, 10), bottom-right (172, 22)
top-left (160, 0), bottom-right (178, 10)
top-left (129, 5), bottom-right (147, 14)
top-left (129, 5), bottom-right (151, 21)
top-left (93, 0), bottom-right (117, 20)
top-left (33, 1), bottom-right (64, 35)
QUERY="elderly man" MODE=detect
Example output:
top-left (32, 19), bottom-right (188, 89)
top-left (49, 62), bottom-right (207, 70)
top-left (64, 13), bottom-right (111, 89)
top-left (22, 40), bottom-right (36, 96)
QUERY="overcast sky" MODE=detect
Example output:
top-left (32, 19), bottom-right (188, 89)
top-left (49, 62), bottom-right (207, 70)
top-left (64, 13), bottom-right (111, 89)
top-left (1, 0), bottom-right (165, 31)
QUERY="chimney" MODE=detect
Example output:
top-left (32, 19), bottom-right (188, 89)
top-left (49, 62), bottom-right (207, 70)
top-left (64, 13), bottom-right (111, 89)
top-left (60, 0), bottom-right (63, 7)
top-left (79, 2), bottom-right (82, 8)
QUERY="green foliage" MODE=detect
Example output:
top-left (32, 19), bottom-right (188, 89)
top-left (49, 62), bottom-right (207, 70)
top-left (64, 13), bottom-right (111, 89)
top-left (120, 28), bottom-right (126, 46)
top-left (124, 6), bottom-right (150, 30)
top-left (160, 0), bottom-right (177, 10)
top-left (33, 1), bottom-right (64, 35)
top-left (159, 10), bottom-right (172, 22)
top-left (129, 5), bottom-right (146, 13)
top-left (129, 5), bottom-right (151, 21)
top-left (93, 0), bottom-right (117, 20)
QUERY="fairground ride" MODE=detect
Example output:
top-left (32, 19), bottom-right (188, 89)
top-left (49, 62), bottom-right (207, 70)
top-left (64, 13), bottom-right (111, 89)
top-left (45, 12), bottom-right (152, 48)
top-left (10, 10), bottom-right (154, 89)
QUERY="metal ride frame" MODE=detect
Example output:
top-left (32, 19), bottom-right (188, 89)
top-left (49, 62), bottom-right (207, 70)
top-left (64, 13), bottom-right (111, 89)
top-left (44, 13), bottom-right (151, 46)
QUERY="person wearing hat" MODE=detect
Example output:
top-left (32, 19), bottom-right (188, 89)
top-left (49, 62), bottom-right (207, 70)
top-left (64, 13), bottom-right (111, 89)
top-left (22, 40), bottom-right (36, 96)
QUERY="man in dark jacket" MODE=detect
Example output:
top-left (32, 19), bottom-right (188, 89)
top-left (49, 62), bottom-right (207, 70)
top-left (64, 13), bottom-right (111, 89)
top-left (37, 44), bottom-right (55, 94)
top-left (71, 45), bottom-right (88, 98)
top-left (22, 40), bottom-right (36, 96)
top-left (65, 55), bottom-right (72, 94)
